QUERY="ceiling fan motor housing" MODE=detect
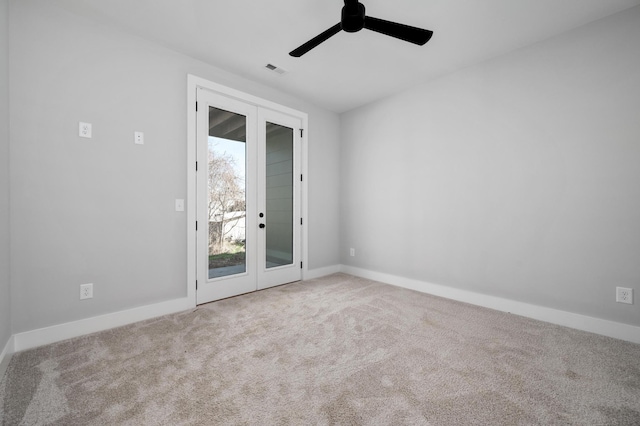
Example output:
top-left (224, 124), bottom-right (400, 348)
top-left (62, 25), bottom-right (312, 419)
top-left (342, 0), bottom-right (365, 32)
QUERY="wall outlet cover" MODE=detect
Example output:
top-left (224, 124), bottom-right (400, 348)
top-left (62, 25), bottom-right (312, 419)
top-left (134, 131), bottom-right (144, 145)
top-left (80, 283), bottom-right (94, 300)
top-left (79, 122), bottom-right (92, 138)
top-left (616, 287), bottom-right (633, 304)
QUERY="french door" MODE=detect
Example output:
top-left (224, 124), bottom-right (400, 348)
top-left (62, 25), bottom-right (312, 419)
top-left (196, 89), bottom-right (302, 304)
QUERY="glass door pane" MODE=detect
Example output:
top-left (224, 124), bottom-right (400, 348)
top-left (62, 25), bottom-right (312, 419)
top-left (265, 122), bottom-right (294, 268)
top-left (208, 107), bottom-right (247, 279)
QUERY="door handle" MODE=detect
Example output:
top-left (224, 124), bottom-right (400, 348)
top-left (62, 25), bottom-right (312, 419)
top-left (259, 223), bottom-right (266, 229)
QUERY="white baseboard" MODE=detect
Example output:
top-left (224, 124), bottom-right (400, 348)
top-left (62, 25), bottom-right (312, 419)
top-left (8, 266), bottom-right (344, 354)
top-left (6, 266), bottom-right (637, 356)
top-left (304, 264), bottom-right (342, 280)
top-left (341, 265), bottom-right (640, 344)
top-left (13, 297), bottom-right (195, 353)
top-left (0, 335), bottom-right (14, 381)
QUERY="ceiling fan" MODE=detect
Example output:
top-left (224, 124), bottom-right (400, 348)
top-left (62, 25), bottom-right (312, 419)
top-left (289, 0), bottom-right (433, 57)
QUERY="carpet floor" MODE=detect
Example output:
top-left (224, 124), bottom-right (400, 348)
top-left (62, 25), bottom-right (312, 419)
top-left (1, 273), bottom-right (639, 425)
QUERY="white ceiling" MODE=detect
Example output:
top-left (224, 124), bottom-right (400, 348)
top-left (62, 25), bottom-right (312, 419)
top-left (54, 0), bottom-right (640, 113)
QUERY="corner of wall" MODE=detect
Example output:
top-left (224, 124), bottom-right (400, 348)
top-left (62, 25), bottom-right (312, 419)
top-left (0, 0), bottom-right (13, 373)
top-left (0, 335), bottom-right (14, 382)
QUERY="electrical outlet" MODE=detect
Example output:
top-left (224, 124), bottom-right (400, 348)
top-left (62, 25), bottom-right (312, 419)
top-left (80, 283), bottom-right (93, 300)
top-left (134, 131), bottom-right (144, 145)
top-left (350, 248), bottom-right (355, 257)
top-left (616, 287), bottom-right (633, 305)
top-left (79, 122), bottom-right (92, 138)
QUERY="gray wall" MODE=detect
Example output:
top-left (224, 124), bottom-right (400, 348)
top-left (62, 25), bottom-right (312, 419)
top-left (9, 1), bottom-right (340, 333)
top-left (0, 0), bottom-right (11, 350)
top-left (340, 6), bottom-right (640, 327)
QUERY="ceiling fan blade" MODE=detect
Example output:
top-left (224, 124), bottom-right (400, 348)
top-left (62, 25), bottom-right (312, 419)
top-left (289, 23), bottom-right (343, 57)
top-left (364, 16), bottom-right (433, 45)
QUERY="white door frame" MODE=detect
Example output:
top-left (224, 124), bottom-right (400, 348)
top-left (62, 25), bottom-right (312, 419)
top-left (186, 75), bottom-right (309, 305)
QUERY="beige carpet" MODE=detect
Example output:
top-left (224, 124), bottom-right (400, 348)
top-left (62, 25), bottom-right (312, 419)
top-left (1, 273), bottom-right (639, 425)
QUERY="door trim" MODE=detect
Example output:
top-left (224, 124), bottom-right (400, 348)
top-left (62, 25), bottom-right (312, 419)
top-left (187, 75), bottom-right (309, 305)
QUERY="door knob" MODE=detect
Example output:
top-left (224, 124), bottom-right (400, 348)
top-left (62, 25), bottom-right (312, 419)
top-left (259, 223), bottom-right (266, 229)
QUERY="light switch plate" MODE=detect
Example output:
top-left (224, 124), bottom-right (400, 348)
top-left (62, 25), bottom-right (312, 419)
top-left (175, 199), bottom-right (185, 212)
